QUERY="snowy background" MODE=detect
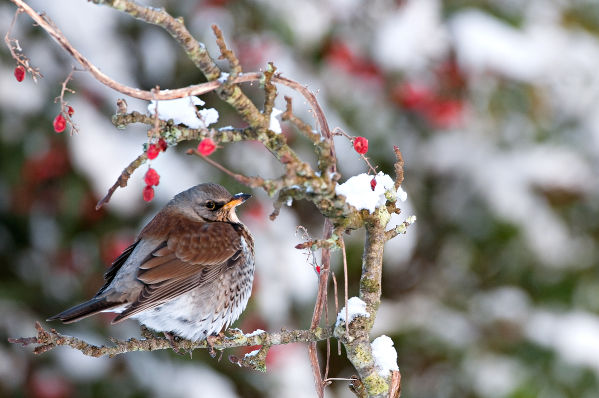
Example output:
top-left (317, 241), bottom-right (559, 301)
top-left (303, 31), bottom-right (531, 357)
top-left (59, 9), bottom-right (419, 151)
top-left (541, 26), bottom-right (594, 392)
top-left (2, 0), bottom-right (599, 397)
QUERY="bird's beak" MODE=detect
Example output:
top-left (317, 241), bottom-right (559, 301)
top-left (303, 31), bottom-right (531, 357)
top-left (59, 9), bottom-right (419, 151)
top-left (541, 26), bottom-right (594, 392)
top-left (223, 193), bottom-right (251, 210)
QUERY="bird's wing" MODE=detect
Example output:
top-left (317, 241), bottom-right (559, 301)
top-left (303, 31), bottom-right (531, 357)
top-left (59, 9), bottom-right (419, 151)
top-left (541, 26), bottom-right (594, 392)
top-left (112, 220), bottom-right (245, 323)
top-left (97, 240), bottom-right (140, 296)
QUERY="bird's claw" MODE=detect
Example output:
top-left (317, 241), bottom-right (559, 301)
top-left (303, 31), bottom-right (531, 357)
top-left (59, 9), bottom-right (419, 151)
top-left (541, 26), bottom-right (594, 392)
top-left (164, 332), bottom-right (185, 355)
top-left (206, 332), bottom-right (225, 358)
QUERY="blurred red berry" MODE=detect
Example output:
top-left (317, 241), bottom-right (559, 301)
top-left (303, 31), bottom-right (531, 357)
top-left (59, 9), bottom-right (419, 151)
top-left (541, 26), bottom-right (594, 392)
top-left (425, 99), bottom-right (463, 129)
top-left (370, 177), bottom-right (377, 191)
top-left (325, 40), bottom-right (382, 82)
top-left (147, 144), bottom-right (160, 160)
top-left (316, 265), bottom-right (321, 274)
top-left (143, 185), bottom-right (155, 202)
top-left (392, 83), bottom-right (434, 111)
top-left (198, 138), bottom-right (216, 156)
top-left (53, 114), bottom-right (66, 133)
top-left (144, 168), bottom-right (160, 186)
top-left (14, 65), bottom-right (25, 82)
top-left (67, 106), bottom-right (74, 117)
top-left (353, 136), bottom-right (368, 154)
top-left (158, 138), bottom-right (168, 152)
top-left (29, 370), bottom-right (72, 398)
top-left (326, 40), bottom-right (354, 68)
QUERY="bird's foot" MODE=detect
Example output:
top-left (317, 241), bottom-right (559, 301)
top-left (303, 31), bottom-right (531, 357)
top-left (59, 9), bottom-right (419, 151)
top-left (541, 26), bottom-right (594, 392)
top-left (140, 325), bottom-right (155, 340)
top-left (164, 332), bottom-right (185, 355)
top-left (206, 332), bottom-right (225, 359)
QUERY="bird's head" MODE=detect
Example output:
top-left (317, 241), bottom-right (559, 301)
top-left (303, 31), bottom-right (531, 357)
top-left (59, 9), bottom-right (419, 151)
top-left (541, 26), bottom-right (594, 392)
top-left (173, 183), bottom-right (251, 223)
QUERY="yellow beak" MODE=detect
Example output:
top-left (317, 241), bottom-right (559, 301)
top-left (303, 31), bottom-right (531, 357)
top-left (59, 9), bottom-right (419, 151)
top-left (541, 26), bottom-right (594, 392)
top-left (222, 193), bottom-right (251, 210)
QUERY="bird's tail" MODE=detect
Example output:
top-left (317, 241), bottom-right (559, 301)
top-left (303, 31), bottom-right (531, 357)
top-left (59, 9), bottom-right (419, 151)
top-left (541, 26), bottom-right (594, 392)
top-left (47, 297), bottom-right (123, 324)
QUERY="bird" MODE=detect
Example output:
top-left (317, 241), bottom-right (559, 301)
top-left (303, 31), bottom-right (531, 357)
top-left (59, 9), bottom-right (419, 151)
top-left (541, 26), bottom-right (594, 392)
top-left (48, 183), bottom-right (255, 342)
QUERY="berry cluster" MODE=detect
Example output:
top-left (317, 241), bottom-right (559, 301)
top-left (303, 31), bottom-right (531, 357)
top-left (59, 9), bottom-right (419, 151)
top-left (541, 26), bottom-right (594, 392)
top-left (142, 168), bottom-right (160, 202)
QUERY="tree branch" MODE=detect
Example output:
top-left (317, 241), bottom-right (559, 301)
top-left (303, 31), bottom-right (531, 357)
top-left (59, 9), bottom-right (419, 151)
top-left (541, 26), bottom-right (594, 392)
top-left (333, 209), bottom-right (395, 398)
top-left (9, 322), bottom-right (333, 361)
top-left (6, 1), bottom-right (411, 397)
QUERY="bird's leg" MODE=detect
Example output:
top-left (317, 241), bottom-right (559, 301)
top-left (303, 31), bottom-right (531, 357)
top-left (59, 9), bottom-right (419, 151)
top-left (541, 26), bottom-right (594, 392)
top-left (164, 332), bottom-right (185, 355)
top-left (206, 332), bottom-right (225, 358)
top-left (140, 324), bottom-right (155, 340)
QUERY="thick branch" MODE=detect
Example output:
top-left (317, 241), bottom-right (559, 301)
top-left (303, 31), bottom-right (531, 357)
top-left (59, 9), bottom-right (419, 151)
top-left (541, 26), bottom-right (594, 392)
top-left (333, 209), bottom-right (394, 398)
top-left (360, 210), bottom-right (387, 320)
top-left (9, 322), bottom-right (333, 359)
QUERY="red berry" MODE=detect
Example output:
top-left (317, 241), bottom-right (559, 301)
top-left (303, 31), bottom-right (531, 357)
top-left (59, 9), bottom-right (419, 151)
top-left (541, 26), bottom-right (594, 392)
top-left (353, 136), bottom-right (368, 155)
top-left (316, 265), bottom-right (321, 274)
top-left (197, 138), bottom-right (216, 156)
top-left (425, 99), bottom-right (463, 129)
top-left (67, 106), bottom-right (74, 117)
top-left (144, 168), bottom-right (160, 186)
top-left (14, 65), bottom-right (25, 82)
top-left (53, 113), bottom-right (66, 133)
top-left (392, 83), bottom-right (434, 111)
top-left (142, 185), bottom-right (155, 202)
top-left (158, 138), bottom-right (168, 152)
top-left (370, 177), bottom-right (377, 191)
top-left (147, 144), bottom-right (160, 160)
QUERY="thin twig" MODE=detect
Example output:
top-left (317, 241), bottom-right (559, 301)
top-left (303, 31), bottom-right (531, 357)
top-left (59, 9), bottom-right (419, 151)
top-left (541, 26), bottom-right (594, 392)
top-left (389, 370), bottom-right (402, 398)
top-left (340, 236), bottom-right (349, 337)
top-left (308, 218), bottom-right (335, 398)
top-left (96, 152), bottom-right (147, 210)
top-left (4, 6), bottom-right (42, 82)
top-left (393, 145), bottom-right (404, 189)
top-left (54, 67), bottom-right (79, 134)
top-left (385, 216), bottom-right (416, 241)
top-left (332, 127), bottom-right (377, 174)
top-left (212, 24), bottom-right (241, 77)
top-left (186, 149), bottom-right (269, 188)
top-left (283, 96), bottom-right (321, 143)
top-left (331, 270), bottom-right (341, 356)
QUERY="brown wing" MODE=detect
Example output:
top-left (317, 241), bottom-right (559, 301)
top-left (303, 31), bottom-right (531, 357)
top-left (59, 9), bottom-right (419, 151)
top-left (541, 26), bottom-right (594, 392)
top-left (112, 220), bottom-right (243, 323)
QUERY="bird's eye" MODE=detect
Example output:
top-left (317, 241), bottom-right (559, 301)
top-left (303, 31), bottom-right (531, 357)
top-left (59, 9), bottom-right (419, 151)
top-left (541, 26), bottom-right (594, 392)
top-left (205, 201), bottom-right (216, 210)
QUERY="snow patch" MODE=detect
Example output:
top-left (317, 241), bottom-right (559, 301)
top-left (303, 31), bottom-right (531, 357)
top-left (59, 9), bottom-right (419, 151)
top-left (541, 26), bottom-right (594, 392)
top-left (371, 335), bottom-right (399, 377)
top-left (246, 329), bottom-right (266, 337)
top-left (336, 297), bottom-right (370, 326)
top-left (218, 72), bottom-right (230, 83)
top-left (244, 348), bottom-right (261, 358)
top-left (269, 108), bottom-right (283, 133)
top-left (148, 96), bottom-right (219, 129)
top-left (335, 172), bottom-right (407, 213)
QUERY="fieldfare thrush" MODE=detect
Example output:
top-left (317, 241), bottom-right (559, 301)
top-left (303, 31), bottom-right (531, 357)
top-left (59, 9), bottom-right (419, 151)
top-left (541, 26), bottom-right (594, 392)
top-left (49, 183), bottom-right (255, 341)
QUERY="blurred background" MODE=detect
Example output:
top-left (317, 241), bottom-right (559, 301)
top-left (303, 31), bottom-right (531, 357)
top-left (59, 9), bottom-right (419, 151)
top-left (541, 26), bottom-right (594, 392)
top-left (1, 0), bottom-right (599, 397)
